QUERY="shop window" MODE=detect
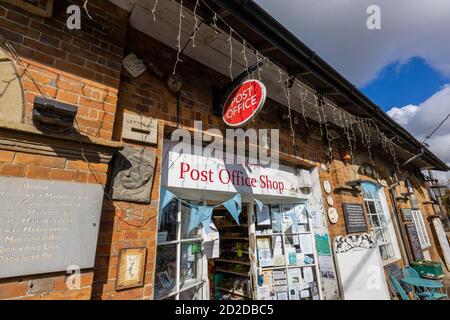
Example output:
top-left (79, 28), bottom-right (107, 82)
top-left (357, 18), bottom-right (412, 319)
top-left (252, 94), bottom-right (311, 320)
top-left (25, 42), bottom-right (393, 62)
top-left (254, 203), bottom-right (320, 300)
top-left (411, 209), bottom-right (431, 249)
top-left (154, 198), bottom-right (206, 300)
top-left (361, 182), bottom-right (401, 262)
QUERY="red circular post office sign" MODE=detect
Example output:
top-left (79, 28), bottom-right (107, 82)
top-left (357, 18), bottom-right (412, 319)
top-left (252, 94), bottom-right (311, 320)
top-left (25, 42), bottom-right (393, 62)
top-left (222, 79), bottom-right (267, 127)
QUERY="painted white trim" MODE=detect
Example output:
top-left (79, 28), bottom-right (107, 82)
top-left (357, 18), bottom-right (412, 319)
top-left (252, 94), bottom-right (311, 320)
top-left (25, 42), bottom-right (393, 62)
top-left (377, 187), bottom-right (402, 261)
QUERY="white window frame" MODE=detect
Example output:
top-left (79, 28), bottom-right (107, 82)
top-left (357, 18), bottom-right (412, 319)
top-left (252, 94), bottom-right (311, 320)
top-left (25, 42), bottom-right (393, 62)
top-left (154, 199), bottom-right (209, 300)
top-left (411, 209), bottom-right (431, 249)
top-left (363, 186), bottom-right (401, 264)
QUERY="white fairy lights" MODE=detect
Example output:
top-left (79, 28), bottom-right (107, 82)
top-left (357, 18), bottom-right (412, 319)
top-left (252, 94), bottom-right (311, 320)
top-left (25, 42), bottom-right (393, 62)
top-left (152, 0), bottom-right (159, 21)
top-left (170, 0), bottom-right (402, 167)
top-left (172, 0), bottom-right (185, 75)
top-left (190, 0), bottom-right (200, 47)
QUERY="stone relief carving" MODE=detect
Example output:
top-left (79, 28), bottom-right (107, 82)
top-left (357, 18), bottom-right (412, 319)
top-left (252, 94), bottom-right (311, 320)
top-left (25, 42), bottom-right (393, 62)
top-left (110, 146), bottom-right (157, 203)
top-left (334, 233), bottom-right (376, 254)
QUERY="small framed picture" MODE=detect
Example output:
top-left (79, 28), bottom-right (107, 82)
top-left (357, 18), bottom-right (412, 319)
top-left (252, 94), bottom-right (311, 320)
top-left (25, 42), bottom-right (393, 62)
top-left (116, 247), bottom-right (147, 290)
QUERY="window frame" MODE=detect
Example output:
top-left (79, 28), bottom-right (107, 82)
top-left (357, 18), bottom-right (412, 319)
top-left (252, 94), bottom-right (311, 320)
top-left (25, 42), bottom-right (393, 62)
top-left (362, 184), bottom-right (401, 264)
top-left (154, 199), bottom-right (209, 300)
top-left (411, 209), bottom-right (431, 249)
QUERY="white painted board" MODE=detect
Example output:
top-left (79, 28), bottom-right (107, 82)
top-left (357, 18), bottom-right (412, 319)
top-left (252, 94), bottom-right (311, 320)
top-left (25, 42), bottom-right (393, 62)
top-left (333, 236), bottom-right (390, 300)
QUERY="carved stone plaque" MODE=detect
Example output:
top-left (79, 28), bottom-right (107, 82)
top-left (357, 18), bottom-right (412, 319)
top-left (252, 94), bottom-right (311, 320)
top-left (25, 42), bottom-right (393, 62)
top-left (110, 146), bottom-right (157, 203)
top-left (0, 177), bottom-right (103, 279)
top-left (122, 113), bottom-right (158, 144)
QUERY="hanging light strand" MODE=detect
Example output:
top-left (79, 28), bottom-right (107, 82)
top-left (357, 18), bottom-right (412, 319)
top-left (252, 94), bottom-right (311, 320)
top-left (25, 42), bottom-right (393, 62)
top-left (152, 0), bottom-right (159, 21)
top-left (190, 0), bottom-right (200, 47)
top-left (172, 0), bottom-right (185, 75)
top-left (186, 0), bottom-right (402, 166)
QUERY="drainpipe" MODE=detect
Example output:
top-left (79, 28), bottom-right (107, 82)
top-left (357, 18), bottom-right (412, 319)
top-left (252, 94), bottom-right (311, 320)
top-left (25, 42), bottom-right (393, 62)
top-left (389, 173), bottom-right (412, 265)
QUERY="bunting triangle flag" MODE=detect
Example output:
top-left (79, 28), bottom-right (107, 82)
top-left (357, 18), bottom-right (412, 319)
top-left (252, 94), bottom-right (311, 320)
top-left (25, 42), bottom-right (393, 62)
top-left (223, 193), bottom-right (242, 224)
top-left (188, 206), bottom-right (214, 234)
top-left (254, 198), bottom-right (264, 213)
top-left (160, 188), bottom-right (176, 211)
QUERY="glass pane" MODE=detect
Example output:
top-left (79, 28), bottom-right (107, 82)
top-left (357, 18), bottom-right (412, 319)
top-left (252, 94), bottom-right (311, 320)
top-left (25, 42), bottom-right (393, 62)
top-left (366, 201), bottom-right (376, 215)
top-left (179, 285), bottom-right (202, 300)
top-left (374, 201), bottom-right (383, 214)
top-left (181, 201), bottom-right (202, 240)
top-left (381, 228), bottom-right (391, 242)
top-left (374, 228), bottom-right (383, 244)
top-left (180, 241), bottom-right (203, 288)
top-left (154, 244), bottom-right (177, 299)
top-left (386, 243), bottom-right (395, 259)
top-left (256, 235), bottom-right (285, 268)
top-left (270, 204), bottom-right (282, 233)
top-left (284, 234), bottom-right (314, 266)
top-left (158, 198), bottom-right (178, 242)
top-left (379, 245), bottom-right (389, 261)
top-left (371, 215), bottom-right (380, 227)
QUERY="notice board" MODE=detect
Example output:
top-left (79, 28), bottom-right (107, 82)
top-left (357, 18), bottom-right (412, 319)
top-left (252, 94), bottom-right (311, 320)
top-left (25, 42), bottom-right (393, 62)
top-left (405, 223), bottom-right (424, 261)
top-left (342, 203), bottom-right (368, 234)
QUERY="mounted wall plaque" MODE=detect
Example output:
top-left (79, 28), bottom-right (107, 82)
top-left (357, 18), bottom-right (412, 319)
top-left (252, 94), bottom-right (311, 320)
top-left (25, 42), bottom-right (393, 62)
top-left (328, 207), bottom-right (338, 224)
top-left (323, 180), bottom-right (332, 194)
top-left (110, 146), bottom-right (157, 203)
top-left (405, 223), bottom-right (424, 261)
top-left (342, 203), bottom-right (368, 234)
top-left (0, 177), bottom-right (103, 279)
top-left (122, 113), bottom-right (158, 144)
top-left (1, 0), bottom-right (54, 17)
top-left (116, 247), bottom-right (147, 290)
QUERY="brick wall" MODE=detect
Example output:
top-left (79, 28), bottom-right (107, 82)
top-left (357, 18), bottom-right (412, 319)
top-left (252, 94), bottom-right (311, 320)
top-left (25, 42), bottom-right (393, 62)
top-left (0, 0), bottom-right (128, 300)
top-left (0, 149), bottom-right (110, 299)
top-left (0, 0), bottom-right (127, 139)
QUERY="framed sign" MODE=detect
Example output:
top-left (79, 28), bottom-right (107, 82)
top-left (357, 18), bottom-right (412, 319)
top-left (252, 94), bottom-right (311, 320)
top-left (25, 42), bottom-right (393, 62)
top-left (400, 208), bottom-right (413, 221)
top-left (116, 247), bottom-right (147, 290)
top-left (1, 0), bottom-right (54, 17)
top-left (222, 79), bottom-right (266, 127)
top-left (342, 203), bottom-right (368, 234)
top-left (405, 223), bottom-right (424, 261)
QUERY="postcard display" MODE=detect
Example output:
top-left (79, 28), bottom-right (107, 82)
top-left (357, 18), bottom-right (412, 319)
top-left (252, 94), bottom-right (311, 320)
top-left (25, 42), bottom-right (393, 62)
top-left (254, 203), bottom-right (320, 300)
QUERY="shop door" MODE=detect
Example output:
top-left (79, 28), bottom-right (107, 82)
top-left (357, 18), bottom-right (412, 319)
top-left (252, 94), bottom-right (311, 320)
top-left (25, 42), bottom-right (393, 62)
top-left (154, 198), bottom-right (209, 300)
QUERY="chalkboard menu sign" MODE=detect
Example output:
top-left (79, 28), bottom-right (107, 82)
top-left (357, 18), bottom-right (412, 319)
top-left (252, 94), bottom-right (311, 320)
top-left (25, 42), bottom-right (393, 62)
top-left (401, 208), bottom-right (413, 221)
top-left (405, 223), bottom-right (424, 261)
top-left (342, 203), bottom-right (368, 234)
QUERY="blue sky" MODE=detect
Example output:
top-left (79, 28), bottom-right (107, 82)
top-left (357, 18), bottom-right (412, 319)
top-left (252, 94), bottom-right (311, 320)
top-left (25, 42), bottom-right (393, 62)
top-left (255, 0), bottom-right (450, 182)
top-left (361, 57), bottom-right (448, 111)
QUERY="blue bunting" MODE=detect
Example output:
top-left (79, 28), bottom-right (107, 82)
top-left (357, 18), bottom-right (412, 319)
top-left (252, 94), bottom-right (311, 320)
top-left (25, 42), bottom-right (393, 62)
top-left (223, 193), bottom-right (242, 224)
top-left (160, 188), bottom-right (176, 211)
top-left (188, 206), bottom-right (214, 234)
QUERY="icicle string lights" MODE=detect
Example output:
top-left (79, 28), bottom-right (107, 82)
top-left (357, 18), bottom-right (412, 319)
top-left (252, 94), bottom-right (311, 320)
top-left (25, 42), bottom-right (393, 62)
top-left (152, 0), bottom-right (159, 21)
top-left (228, 28), bottom-right (234, 80)
top-left (190, 0), bottom-right (200, 47)
top-left (242, 39), bottom-right (250, 79)
top-left (170, 0), bottom-right (403, 167)
top-left (172, 0), bottom-right (184, 75)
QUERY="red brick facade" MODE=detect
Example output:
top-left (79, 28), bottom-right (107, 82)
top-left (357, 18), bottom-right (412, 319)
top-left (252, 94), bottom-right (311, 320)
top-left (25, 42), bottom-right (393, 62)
top-left (0, 0), bottom-right (447, 300)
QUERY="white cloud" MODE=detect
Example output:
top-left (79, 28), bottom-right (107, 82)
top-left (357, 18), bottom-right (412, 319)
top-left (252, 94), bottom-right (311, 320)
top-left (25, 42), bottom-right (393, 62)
top-left (387, 85), bottom-right (450, 183)
top-left (254, 0), bottom-right (450, 86)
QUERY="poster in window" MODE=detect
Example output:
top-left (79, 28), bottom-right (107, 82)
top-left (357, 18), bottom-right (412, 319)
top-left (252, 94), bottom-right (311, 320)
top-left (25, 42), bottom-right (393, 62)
top-left (116, 247), bottom-right (146, 290)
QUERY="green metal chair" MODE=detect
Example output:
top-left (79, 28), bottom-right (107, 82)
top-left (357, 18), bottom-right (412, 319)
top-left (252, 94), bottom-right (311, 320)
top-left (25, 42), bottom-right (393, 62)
top-left (389, 275), bottom-right (410, 300)
top-left (402, 267), bottom-right (447, 300)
